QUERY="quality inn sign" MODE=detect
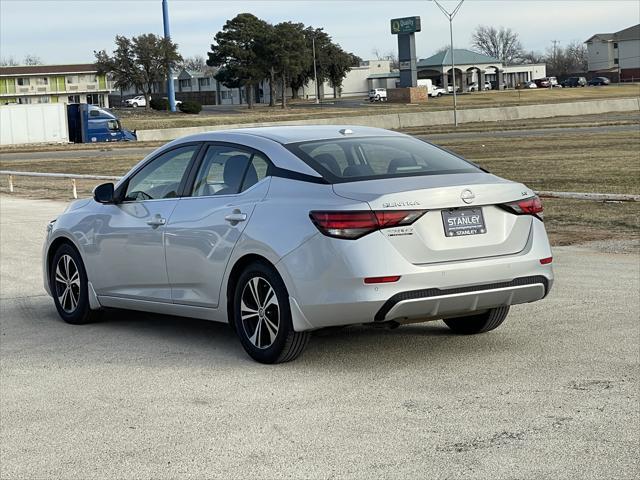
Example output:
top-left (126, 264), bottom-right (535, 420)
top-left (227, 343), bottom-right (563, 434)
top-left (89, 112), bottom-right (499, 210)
top-left (390, 16), bottom-right (421, 35)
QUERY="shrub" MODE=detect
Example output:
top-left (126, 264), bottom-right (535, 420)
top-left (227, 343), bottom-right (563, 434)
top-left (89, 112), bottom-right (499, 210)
top-left (179, 100), bottom-right (202, 114)
top-left (150, 97), bottom-right (168, 111)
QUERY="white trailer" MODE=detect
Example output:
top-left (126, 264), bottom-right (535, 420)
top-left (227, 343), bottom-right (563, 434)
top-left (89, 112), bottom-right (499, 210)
top-left (0, 103), bottom-right (69, 146)
top-left (417, 79), bottom-right (447, 97)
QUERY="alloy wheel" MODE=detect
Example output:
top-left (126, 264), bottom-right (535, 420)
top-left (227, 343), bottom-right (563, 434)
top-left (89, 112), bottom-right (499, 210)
top-left (54, 254), bottom-right (80, 313)
top-left (240, 276), bottom-right (280, 349)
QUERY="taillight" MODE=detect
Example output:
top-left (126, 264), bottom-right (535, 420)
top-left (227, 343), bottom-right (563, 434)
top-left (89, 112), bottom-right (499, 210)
top-left (309, 210), bottom-right (426, 239)
top-left (500, 195), bottom-right (544, 220)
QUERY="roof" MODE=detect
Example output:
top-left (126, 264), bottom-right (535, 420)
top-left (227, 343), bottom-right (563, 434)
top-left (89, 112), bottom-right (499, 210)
top-left (368, 72), bottom-right (400, 79)
top-left (180, 125), bottom-right (403, 145)
top-left (0, 63), bottom-right (98, 76)
top-left (615, 24), bottom-right (640, 41)
top-left (418, 49), bottom-right (501, 68)
top-left (585, 33), bottom-right (615, 42)
top-left (585, 24), bottom-right (640, 43)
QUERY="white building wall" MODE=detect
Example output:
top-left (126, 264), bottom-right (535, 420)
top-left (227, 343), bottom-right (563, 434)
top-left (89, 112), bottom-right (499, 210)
top-left (618, 39), bottom-right (640, 69)
top-left (587, 38), bottom-right (615, 71)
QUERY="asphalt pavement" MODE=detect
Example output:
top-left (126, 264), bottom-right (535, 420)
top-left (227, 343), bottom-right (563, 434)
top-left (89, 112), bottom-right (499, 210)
top-left (0, 196), bottom-right (638, 479)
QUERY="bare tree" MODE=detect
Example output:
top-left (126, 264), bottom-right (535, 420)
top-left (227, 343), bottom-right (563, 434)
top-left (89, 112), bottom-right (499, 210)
top-left (434, 45), bottom-right (450, 55)
top-left (178, 55), bottom-right (208, 72)
top-left (544, 41), bottom-right (588, 77)
top-left (520, 50), bottom-right (545, 64)
top-left (471, 25), bottom-right (523, 65)
top-left (371, 48), bottom-right (398, 69)
top-left (23, 54), bottom-right (43, 65)
top-left (0, 57), bottom-right (18, 66)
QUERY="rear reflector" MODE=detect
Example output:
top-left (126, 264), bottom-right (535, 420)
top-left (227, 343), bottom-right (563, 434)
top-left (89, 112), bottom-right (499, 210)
top-left (309, 210), bottom-right (426, 239)
top-left (364, 275), bottom-right (401, 284)
top-left (500, 195), bottom-right (544, 220)
top-left (540, 257), bottom-right (553, 265)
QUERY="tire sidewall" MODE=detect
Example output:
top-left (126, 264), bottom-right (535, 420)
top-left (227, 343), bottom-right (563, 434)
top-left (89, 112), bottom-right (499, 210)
top-left (50, 244), bottom-right (90, 324)
top-left (233, 262), bottom-right (294, 363)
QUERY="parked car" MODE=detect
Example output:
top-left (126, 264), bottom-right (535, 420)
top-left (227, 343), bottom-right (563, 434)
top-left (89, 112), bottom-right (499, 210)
top-left (467, 81), bottom-right (492, 92)
top-left (518, 81), bottom-right (538, 89)
top-left (43, 125), bottom-right (554, 363)
top-left (534, 77), bottom-right (560, 88)
top-left (369, 88), bottom-right (387, 102)
top-left (561, 77), bottom-right (587, 88)
top-left (162, 97), bottom-right (183, 107)
top-left (446, 85), bottom-right (462, 93)
top-left (124, 95), bottom-right (147, 108)
top-left (588, 76), bottom-right (611, 86)
top-left (489, 80), bottom-right (508, 90)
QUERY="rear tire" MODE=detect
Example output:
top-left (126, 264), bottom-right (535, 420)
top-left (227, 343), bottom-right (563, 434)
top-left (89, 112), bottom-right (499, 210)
top-left (50, 244), bottom-right (100, 325)
top-left (233, 262), bottom-right (309, 364)
top-left (443, 306), bottom-right (510, 335)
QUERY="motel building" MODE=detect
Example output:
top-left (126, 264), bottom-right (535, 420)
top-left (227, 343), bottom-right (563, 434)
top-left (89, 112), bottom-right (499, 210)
top-left (0, 64), bottom-right (111, 107)
top-left (416, 49), bottom-right (546, 90)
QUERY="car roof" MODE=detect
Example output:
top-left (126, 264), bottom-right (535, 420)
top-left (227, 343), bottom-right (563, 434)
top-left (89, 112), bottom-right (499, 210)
top-left (177, 125), bottom-right (405, 145)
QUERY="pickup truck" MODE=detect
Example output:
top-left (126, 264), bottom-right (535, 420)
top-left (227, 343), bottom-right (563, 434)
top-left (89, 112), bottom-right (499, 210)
top-left (369, 88), bottom-right (388, 102)
top-left (124, 95), bottom-right (147, 108)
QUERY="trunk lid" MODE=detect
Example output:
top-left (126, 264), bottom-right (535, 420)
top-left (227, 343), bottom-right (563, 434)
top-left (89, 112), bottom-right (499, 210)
top-left (333, 173), bottom-right (536, 264)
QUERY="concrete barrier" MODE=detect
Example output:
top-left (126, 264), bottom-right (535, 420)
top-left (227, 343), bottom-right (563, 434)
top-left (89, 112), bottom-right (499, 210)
top-left (136, 97), bottom-right (640, 142)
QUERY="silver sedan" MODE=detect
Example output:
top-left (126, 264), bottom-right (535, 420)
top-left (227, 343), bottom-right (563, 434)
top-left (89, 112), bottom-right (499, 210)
top-left (43, 126), bottom-right (553, 363)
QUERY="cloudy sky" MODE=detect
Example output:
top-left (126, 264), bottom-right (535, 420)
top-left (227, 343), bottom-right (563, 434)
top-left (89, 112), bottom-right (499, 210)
top-left (1, 0), bottom-right (638, 64)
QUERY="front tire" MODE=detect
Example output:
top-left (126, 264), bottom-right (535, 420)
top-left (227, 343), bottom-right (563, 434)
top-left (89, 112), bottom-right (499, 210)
top-left (443, 306), bottom-right (510, 335)
top-left (233, 262), bottom-right (309, 364)
top-left (50, 244), bottom-right (100, 325)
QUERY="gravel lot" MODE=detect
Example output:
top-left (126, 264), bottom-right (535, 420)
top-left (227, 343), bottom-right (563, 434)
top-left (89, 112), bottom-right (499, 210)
top-left (1, 196), bottom-right (638, 480)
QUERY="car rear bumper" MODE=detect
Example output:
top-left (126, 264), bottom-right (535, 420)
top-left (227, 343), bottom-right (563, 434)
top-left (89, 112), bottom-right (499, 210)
top-left (375, 275), bottom-right (548, 323)
top-left (278, 219), bottom-right (553, 331)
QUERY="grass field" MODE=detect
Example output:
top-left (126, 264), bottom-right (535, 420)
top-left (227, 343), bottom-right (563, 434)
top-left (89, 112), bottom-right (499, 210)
top-left (1, 116), bottom-right (638, 246)
top-left (115, 84), bottom-right (640, 131)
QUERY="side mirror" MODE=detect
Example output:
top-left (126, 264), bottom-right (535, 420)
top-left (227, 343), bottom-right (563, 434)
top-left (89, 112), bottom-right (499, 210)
top-left (94, 182), bottom-right (115, 204)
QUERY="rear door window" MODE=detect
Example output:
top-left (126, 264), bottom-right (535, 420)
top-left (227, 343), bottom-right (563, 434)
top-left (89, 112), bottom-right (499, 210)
top-left (287, 136), bottom-right (481, 183)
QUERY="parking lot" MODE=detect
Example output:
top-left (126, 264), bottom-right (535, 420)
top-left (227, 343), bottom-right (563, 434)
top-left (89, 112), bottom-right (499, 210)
top-left (1, 195), bottom-right (638, 479)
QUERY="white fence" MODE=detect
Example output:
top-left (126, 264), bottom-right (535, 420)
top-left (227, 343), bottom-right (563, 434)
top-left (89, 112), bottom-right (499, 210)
top-left (1, 170), bottom-right (639, 203)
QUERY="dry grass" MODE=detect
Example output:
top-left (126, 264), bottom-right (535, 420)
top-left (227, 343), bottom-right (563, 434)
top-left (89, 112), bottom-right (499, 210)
top-left (1, 122), bottom-right (638, 246)
top-left (117, 84), bottom-right (640, 131)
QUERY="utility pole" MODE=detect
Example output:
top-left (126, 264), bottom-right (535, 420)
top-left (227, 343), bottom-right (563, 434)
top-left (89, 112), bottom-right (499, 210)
top-left (551, 40), bottom-right (560, 68)
top-left (433, 0), bottom-right (465, 127)
top-left (312, 35), bottom-right (319, 104)
top-left (162, 0), bottom-right (177, 112)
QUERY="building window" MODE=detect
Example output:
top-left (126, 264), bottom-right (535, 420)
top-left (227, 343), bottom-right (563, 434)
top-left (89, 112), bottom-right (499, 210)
top-left (179, 79), bottom-right (192, 88)
top-left (613, 42), bottom-right (618, 49)
top-left (87, 93), bottom-right (104, 106)
top-left (81, 74), bottom-right (97, 83)
top-left (68, 95), bottom-right (80, 103)
top-left (35, 96), bottom-right (50, 103)
top-left (35, 77), bottom-right (48, 85)
top-left (221, 91), bottom-right (229, 99)
top-left (614, 58), bottom-right (619, 65)
top-left (66, 75), bottom-right (79, 84)
top-left (198, 77), bottom-right (211, 87)
top-left (16, 77), bottom-right (30, 86)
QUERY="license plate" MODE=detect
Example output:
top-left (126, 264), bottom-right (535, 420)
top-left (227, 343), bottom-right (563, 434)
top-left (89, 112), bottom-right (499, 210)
top-left (442, 208), bottom-right (486, 237)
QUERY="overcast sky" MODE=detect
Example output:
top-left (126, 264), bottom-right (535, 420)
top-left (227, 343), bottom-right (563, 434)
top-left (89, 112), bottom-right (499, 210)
top-left (1, 0), bottom-right (638, 64)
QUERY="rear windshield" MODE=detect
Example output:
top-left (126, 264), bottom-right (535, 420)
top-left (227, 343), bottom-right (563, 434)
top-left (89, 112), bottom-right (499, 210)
top-left (286, 136), bottom-right (481, 183)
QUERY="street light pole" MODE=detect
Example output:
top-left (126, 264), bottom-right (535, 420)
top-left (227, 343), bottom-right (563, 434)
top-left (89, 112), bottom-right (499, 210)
top-left (162, 0), bottom-right (177, 112)
top-left (433, 0), bottom-right (465, 127)
top-left (312, 35), bottom-right (319, 104)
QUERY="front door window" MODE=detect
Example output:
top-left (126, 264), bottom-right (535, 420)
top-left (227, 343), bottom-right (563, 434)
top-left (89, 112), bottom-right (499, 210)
top-left (124, 145), bottom-right (199, 201)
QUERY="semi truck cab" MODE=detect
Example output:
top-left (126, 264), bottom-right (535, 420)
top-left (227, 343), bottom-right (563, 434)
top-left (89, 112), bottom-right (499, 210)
top-left (67, 103), bottom-right (136, 143)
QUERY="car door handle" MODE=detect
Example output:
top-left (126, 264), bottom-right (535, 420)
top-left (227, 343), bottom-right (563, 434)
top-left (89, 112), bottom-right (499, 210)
top-left (225, 211), bottom-right (247, 223)
top-left (146, 215), bottom-right (166, 227)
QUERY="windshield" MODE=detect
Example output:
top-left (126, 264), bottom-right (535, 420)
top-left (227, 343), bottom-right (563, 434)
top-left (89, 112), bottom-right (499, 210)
top-left (286, 136), bottom-right (482, 183)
